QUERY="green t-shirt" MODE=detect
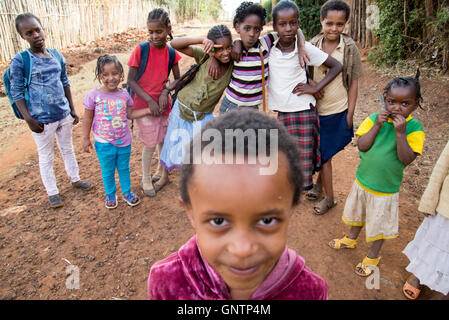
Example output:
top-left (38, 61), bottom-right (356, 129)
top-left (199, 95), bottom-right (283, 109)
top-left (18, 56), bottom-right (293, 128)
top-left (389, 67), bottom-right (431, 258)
top-left (355, 112), bottom-right (425, 194)
top-left (177, 47), bottom-right (233, 122)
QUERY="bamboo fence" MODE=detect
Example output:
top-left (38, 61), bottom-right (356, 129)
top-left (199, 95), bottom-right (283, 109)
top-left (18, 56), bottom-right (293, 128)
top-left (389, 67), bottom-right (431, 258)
top-left (0, 0), bottom-right (157, 62)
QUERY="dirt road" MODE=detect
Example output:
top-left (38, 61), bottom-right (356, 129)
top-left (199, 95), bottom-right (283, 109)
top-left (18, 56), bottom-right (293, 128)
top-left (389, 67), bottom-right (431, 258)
top-left (0, 25), bottom-right (448, 300)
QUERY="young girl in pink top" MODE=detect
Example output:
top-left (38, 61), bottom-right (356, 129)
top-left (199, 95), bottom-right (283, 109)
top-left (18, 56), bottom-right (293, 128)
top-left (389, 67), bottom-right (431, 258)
top-left (148, 110), bottom-right (328, 300)
top-left (127, 8), bottom-right (182, 197)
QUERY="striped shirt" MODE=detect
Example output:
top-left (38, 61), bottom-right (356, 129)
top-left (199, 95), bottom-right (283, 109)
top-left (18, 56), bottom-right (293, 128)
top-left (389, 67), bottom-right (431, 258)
top-left (225, 33), bottom-right (277, 107)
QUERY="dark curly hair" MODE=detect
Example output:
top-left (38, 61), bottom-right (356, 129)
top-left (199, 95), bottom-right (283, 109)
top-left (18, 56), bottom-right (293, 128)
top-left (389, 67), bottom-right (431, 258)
top-left (383, 69), bottom-right (423, 108)
top-left (180, 109), bottom-right (304, 206)
top-left (233, 1), bottom-right (267, 28)
top-left (272, 0), bottom-right (300, 27)
top-left (147, 8), bottom-right (173, 41)
top-left (94, 54), bottom-right (124, 83)
top-left (15, 13), bottom-right (43, 35)
top-left (320, 0), bottom-right (351, 21)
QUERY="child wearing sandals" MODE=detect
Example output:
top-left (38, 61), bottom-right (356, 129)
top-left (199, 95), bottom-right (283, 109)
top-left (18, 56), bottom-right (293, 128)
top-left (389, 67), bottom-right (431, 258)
top-left (9, 13), bottom-right (92, 208)
top-left (82, 55), bottom-right (140, 209)
top-left (268, 0), bottom-right (342, 192)
top-left (148, 109), bottom-right (328, 300)
top-left (402, 139), bottom-right (449, 300)
top-left (328, 72), bottom-right (425, 277)
top-left (306, 0), bottom-right (363, 215)
top-left (127, 9), bottom-right (182, 196)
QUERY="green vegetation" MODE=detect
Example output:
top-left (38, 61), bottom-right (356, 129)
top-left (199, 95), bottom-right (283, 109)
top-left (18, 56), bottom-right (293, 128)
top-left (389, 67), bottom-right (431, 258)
top-left (264, 0), bottom-right (326, 40)
top-left (368, 0), bottom-right (449, 72)
top-left (154, 0), bottom-right (223, 21)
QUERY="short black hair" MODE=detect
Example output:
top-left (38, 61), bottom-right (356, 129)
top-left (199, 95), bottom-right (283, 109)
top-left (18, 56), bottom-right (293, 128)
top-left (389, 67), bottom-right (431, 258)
top-left (233, 1), bottom-right (267, 28)
top-left (320, 0), bottom-right (350, 21)
top-left (180, 109), bottom-right (303, 206)
top-left (272, 0), bottom-right (300, 27)
top-left (94, 54), bottom-right (125, 83)
top-left (15, 13), bottom-right (42, 35)
top-left (383, 69), bottom-right (423, 107)
top-left (147, 8), bottom-right (174, 41)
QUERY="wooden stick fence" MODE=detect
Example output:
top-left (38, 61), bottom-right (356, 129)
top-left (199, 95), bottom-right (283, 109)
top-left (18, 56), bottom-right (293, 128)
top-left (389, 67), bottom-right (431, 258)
top-left (0, 0), bottom-right (157, 62)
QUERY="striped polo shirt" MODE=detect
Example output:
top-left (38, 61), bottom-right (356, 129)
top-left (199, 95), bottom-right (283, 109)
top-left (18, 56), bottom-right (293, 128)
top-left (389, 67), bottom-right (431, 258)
top-left (225, 33), bottom-right (277, 107)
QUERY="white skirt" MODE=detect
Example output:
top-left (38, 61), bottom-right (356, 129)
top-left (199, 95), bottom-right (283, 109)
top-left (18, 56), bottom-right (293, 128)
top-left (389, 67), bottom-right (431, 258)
top-left (402, 213), bottom-right (449, 295)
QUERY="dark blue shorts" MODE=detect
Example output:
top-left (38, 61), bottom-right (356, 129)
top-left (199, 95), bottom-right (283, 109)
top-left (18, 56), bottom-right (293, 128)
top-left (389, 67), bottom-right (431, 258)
top-left (319, 109), bottom-right (354, 164)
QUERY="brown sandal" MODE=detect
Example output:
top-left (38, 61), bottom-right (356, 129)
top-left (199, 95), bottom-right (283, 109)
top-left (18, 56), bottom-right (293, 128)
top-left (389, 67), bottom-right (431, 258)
top-left (306, 184), bottom-right (322, 201)
top-left (313, 197), bottom-right (337, 215)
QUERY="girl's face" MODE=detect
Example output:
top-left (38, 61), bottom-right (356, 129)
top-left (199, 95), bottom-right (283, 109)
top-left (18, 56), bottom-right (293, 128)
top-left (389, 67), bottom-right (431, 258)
top-left (210, 37), bottom-right (232, 64)
top-left (384, 86), bottom-right (418, 119)
top-left (320, 10), bottom-right (347, 42)
top-left (100, 62), bottom-right (122, 92)
top-left (19, 18), bottom-right (45, 49)
top-left (147, 20), bottom-right (170, 49)
top-left (273, 8), bottom-right (299, 44)
top-left (235, 14), bottom-right (263, 50)
top-left (182, 153), bottom-right (294, 299)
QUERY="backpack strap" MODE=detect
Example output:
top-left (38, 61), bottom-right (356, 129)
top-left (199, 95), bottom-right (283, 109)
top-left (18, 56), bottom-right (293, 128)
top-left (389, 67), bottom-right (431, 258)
top-left (167, 45), bottom-right (176, 77)
top-left (136, 42), bottom-right (150, 81)
top-left (20, 50), bottom-right (32, 89)
top-left (48, 49), bottom-right (64, 67)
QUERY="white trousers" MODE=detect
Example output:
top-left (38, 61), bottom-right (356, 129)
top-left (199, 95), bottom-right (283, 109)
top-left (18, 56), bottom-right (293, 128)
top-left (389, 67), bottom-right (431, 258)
top-left (31, 114), bottom-right (80, 196)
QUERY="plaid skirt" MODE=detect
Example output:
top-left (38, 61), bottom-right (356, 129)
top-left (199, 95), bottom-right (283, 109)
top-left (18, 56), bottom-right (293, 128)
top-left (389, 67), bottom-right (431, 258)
top-left (278, 105), bottom-right (321, 191)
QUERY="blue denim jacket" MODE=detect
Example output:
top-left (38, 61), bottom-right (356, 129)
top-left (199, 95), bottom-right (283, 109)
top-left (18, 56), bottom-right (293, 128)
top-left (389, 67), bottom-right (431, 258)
top-left (10, 49), bottom-right (71, 124)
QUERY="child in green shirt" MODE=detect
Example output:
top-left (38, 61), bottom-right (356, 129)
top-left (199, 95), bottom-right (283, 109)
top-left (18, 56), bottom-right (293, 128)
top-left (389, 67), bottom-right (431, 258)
top-left (328, 71), bottom-right (425, 277)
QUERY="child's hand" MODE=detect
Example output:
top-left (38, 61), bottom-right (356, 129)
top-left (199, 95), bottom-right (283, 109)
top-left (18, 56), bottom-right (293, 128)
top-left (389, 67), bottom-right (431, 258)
top-left (147, 101), bottom-right (161, 117)
top-left (26, 118), bottom-right (44, 133)
top-left (292, 83), bottom-right (318, 96)
top-left (375, 110), bottom-right (389, 127)
top-left (82, 138), bottom-right (93, 153)
top-left (202, 39), bottom-right (215, 54)
top-left (298, 47), bottom-right (311, 69)
top-left (208, 55), bottom-right (220, 80)
top-left (71, 111), bottom-right (80, 125)
top-left (158, 90), bottom-right (169, 112)
top-left (307, 79), bottom-right (324, 100)
top-left (231, 40), bottom-right (243, 62)
top-left (392, 113), bottom-right (407, 134)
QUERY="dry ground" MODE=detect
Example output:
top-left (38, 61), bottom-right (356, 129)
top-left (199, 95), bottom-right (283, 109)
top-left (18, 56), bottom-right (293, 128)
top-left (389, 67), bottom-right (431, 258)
top-left (0, 24), bottom-right (448, 300)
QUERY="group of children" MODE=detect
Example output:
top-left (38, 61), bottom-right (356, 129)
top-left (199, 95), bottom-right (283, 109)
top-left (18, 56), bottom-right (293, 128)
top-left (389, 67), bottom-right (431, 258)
top-left (8, 0), bottom-right (448, 300)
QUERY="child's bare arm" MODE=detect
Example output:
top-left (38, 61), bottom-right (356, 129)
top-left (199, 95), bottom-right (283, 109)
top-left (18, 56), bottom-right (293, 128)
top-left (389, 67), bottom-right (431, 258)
top-left (64, 86), bottom-right (79, 125)
top-left (231, 39), bottom-right (243, 62)
top-left (170, 37), bottom-right (214, 57)
top-left (82, 109), bottom-right (95, 153)
top-left (347, 78), bottom-right (359, 127)
top-left (159, 63), bottom-right (182, 110)
top-left (127, 66), bottom-right (161, 116)
top-left (296, 28), bottom-right (310, 68)
top-left (172, 63), bottom-right (181, 80)
top-left (126, 106), bottom-right (151, 120)
top-left (393, 114), bottom-right (417, 165)
top-left (292, 55), bottom-right (342, 96)
top-left (357, 110), bottom-right (389, 151)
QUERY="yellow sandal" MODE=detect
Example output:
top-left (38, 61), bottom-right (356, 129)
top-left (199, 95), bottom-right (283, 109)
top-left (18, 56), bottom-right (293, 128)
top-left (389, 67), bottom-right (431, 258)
top-left (328, 235), bottom-right (357, 249)
top-left (355, 256), bottom-right (381, 277)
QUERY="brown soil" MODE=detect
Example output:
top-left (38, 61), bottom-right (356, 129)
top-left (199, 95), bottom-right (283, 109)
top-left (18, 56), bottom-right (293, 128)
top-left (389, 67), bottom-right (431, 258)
top-left (0, 25), bottom-right (448, 300)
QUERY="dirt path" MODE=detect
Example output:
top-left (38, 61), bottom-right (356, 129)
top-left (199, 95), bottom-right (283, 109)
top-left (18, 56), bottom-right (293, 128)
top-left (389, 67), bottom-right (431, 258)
top-left (0, 25), bottom-right (448, 300)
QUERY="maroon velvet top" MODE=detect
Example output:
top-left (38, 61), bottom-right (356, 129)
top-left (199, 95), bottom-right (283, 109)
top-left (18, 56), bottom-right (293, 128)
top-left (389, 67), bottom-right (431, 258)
top-left (148, 235), bottom-right (328, 300)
